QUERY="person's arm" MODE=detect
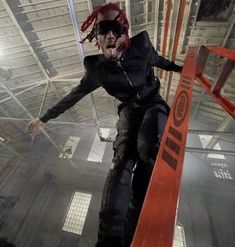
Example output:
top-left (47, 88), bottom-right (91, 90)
top-left (39, 73), bottom-right (99, 123)
top-left (27, 58), bottom-right (100, 136)
top-left (150, 53), bottom-right (183, 72)
top-left (136, 31), bottom-right (183, 72)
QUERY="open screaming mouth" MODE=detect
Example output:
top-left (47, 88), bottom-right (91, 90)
top-left (106, 44), bottom-right (116, 48)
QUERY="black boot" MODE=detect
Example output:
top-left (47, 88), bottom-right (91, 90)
top-left (97, 160), bottom-right (135, 247)
top-left (122, 196), bottom-right (142, 247)
top-left (122, 159), bottom-right (154, 247)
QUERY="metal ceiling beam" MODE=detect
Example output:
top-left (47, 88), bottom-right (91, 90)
top-left (132, 21), bottom-right (155, 28)
top-left (38, 81), bottom-right (50, 118)
top-left (153, 0), bottom-right (160, 49)
top-left (0, 50), bottom-right (30, 60)
top-left (50, 69), bottom-right (83, 80)
top-left (0, 69), bottom-right (83, 104)
top-left (0, 102), bottom-right (31, 137)
top-left (188, 36), bottom-right (225, 40)
top-left (125, 0), bottom-right (132, 37)
top-left (188, 129), bottom-right (235, 135)
top-left (51, 78), bottom-right (80, 82)
top-left (0, 117), bottom-right (31, 122)
top-left (1, 2), bottom-right (89, 164)
top-left (87, 0), bottom-right (93, 13)
top-left (0, 81), bottom-right (53, 145)
top-left (0, 81), bottom-right (46, 104)
top-left (35, 39), bottom-right (76, 49)
top-left (67, 0), bottom-right (99, 127)
top-left (19, 3), bottom-right (79, 14)
top-left (49, 81), bottom-right (75, 122)
top-left (24, 11), bottom-right (79, 23)
top-left (0, 80), bottom-right (77, 167)
top-left (0, 116), bottom-right (96, 127)
top-left (165, 0), bottom-right (187, 103)
top-left (128, 11), bottom-right (155, 19)
top-left (159, 0), bottom-right (172, 82)
top-left (41, 44), bottom-right (96, 54)
top-left (221, 6), bottom-right (235, 47)
top-left (205, 116), bottom-right (233, 150)
top-left (145, 0), bottom-right (149, 23)
top-left (0, 140), bottom-right (22, 157)
top-left (53, 61), bottom-right (82, 70)
top-left (30, 23), bottom-right (72, 33)
top-left (0, 125), bottom-right (28, 150)
top-left (192, 0), bottom-right (201, 25)
top-left (0, 33), bottom-right (18, 39)
top-left (179, 0), bottom-right (194, 54)
top-left (4, 43), bottom-right (27, 50)
top-left (15, 0), bottom-right (67, 8)
top-left (39, 45), bottom-right (78, 54)
top-left (31, 32), bottom-right (76, 43)
top-left (67, 0), bottom-right (86, 62)
top-left (10, 71), bottom-right (43, 80)
top-left (186, 146), bottom-right (235, 156)
top-left (1, 0), bottom-right (49, 80)
top-left (2, 68), bottom-right (82, 91)
top-left (161, 0), bottom-right (172, 57)
top-left (163, 0), bottom-right (180, 100)
top-left (167, 0), bottom-right (180, 58)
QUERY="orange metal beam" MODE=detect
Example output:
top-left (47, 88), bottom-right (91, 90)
top-left (196, 75), bottom-right (235, 120)
top-left (165, 0), bottom-right (187, 103)
top-left (206, 46), bottom-right (235, 60)
top-left (131, 45), bottom-right (235, 247)
top-left (195, 45), bottom-right (235, 120)
top-left (131, 47), bottom-right (198, 247)
top-left (159, 0), bottom-right (172, 79)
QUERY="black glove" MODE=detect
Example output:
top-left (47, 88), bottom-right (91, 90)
top-left (172, 63), bottom-right (183, 72)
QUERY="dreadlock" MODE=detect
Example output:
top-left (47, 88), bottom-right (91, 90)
top-left (80, 2), bottom-right (130, 47)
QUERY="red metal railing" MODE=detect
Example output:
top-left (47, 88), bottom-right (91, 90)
top-left (131, 45), bottom-right (235, 247)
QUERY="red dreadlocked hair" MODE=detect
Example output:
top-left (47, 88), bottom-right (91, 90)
top-left (80, 2), bottom-right (130, 48)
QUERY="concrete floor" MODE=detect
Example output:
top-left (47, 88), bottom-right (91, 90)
top-left (0, 125), bottom-right (235, 247)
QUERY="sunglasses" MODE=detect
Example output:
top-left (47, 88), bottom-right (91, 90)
top-left (96, 20), bottom-right (127, 36)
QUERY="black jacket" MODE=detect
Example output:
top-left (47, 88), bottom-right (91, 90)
top-left (40, 31), bottom-right (182, 123)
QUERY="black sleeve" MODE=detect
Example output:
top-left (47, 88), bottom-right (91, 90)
top-left (40, 70), bottom-right (100, 123)
top-left (151, 52), bottom-right (183, 72)
top-left (136, 31), bottom-right (183, 72)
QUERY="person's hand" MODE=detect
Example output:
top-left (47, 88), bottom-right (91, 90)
top-left (175, 65), bottom-right (183, 73)
top-left (27, 118), bottom-right (44, 137)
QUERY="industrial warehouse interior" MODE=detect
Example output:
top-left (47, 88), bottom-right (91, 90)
top-left (0, 0), bottom-right (235, 246)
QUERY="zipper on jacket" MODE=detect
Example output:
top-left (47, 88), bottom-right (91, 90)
top-left (117, 60), bottom-right (141, 100)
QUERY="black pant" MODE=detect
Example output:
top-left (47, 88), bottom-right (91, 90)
top-left (97, 98), bottom-right (169, 247)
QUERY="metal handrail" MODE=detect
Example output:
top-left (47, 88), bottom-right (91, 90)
top-left (131, 45), bottom-right (235, 247)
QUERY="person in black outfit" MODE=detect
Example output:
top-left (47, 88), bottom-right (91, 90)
top-left (27, 3), bottom-right (183, 247)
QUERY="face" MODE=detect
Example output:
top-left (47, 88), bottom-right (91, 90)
top-left (96, 10), bottom-right (127, 60)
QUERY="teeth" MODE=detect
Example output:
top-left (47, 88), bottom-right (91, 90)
top-left (107, 44), bottom-right (115, 48)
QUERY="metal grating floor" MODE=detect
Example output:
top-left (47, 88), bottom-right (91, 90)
top-left (0, 123), bottom-right (234, 246)
top-left (0, 196), bottom-right (17, 230)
